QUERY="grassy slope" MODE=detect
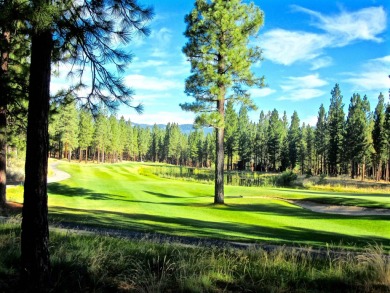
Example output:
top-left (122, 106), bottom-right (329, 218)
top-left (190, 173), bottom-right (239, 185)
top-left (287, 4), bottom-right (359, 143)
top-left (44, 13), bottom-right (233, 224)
top-left (7, 162), bottom-right (390, 249)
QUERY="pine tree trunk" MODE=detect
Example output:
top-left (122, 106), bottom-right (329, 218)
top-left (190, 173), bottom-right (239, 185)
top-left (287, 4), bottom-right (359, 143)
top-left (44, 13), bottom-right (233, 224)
top-left (0, 29), bottom-right (10, 209)
top-left (0, 108), bottom-right (6, 210)
top-left (215, 125), bottom-right (224, 204)
top-left (21, 27), bottom-right (52, 289)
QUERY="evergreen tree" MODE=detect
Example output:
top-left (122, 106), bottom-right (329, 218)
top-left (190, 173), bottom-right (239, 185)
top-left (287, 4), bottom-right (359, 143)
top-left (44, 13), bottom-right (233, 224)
top-left (237, 105), bottom-right (251, 169)
top-left (255, 111), bottom-right (269, 171)
top-left (93, 111), bottom-right (110, 163)
top-left (60, 101), bottom-right (79, 161)
top-left (188, 130), bottom-right (202, 166)
top-left (267, 109), bottom-right (283, 171)
top-left (315, 104), bottom-right (327, 174)
top-left (118, 116), bottom-right (128, 161)
top-left (78, 109), bottom-right (94, 162)
top-left (0, 0), bottom-right (29, 209)
top-left (305, 124), bottom-right (315, 175)
top-left (150, 124), bottom-right (163, 162)
top-left (372, 93), bottom-right (386, 180)
top-left (327, 84), bottom-right (345, 176)
top-left (384, 102), bottom-right (390, 181)
top-left (137, 126), bottom-right (150, 162)
top-left (224, 100), bottom-right (238, 170)
top-left (108, 115), bottom-right (120, 162)
top-left (181, 0), bottom-right (264, 204)
top-left (298, 123), bottom-right (307, 174)
top-left (344, 94), bottom-right (370, 178)
top-left (20, 1), bottom-right (152, 285)
top-left (288, 111), bottom-right (300, 170)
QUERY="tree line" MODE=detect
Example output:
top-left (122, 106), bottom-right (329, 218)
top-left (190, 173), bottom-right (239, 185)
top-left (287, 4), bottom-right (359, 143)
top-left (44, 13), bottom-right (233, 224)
top-left (47, 82), bottom-right (390, 183)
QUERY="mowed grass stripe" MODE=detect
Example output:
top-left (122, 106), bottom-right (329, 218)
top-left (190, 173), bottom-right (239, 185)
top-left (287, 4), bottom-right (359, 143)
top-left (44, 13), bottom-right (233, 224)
top-left (8, 161), bottom-right (390, 249)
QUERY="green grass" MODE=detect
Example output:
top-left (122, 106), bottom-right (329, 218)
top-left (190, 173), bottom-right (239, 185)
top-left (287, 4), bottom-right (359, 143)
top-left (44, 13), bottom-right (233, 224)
top-left (1, 221), bottom-right (390, 292)
top-left (7, 161), bottom-right (390, 250)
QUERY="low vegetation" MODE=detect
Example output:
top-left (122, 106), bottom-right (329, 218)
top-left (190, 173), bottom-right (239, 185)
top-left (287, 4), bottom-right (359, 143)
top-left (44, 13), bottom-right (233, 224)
top-left (1, 219), bottom-right (390, 292)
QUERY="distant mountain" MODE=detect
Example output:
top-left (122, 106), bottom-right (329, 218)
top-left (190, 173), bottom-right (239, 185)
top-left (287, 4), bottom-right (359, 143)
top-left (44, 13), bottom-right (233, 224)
top-left (133, 123), bottom-right (212, 134)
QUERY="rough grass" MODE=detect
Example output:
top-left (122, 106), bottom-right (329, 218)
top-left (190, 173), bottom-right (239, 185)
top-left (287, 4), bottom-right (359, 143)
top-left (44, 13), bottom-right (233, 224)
top-left (0, 220), bottom-right (389, 292)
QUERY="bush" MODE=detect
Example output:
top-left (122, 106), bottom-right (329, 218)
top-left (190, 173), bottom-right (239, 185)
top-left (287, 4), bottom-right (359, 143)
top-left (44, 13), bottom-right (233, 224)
top-left (276, 170), bottom-right (297, 187)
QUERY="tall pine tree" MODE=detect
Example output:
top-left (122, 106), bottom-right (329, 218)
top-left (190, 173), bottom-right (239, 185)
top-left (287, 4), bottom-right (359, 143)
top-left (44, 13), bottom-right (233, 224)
top-left (181, 0), bottom-right (264, 204)
top-left (327, 84), bottom-right (345, 176)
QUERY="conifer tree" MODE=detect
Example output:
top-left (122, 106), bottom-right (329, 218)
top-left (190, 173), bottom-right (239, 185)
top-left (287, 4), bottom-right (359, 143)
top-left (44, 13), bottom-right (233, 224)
top-left (305, 124), bottom-right (315, 175)
top-left (384, 102), bottom-right (390, 181)
top-left (237, 105), bottom-right (252, 169)
top-left (327, 84), bottom-right (345, 176)
top-left (372, 93), bottom-right (386, 180)
top-left (288, 111), bottom-right (300, 170)
top-left (267, 109), bottom-right (283, 171)
top-left (20, 1), bottom-right (152, 286)
top-left (0, 0), bottom-right (29, 209)
top-left (181, 0), bottom-right (264, 204)
top-left (224, 100), bottom-right (238, 170)
top-left (344, 94), bottom-right (370, 178)
top-left (78, 109), bottom-right (94, 162)
top-left (315, 104), bottom-right (327, 174)
top-left (255, 111), bottom-right (269, 171)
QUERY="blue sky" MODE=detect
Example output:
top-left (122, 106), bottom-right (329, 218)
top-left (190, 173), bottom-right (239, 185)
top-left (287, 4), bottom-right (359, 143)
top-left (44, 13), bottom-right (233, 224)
top-left (52, 0), bottom-right (390, 126)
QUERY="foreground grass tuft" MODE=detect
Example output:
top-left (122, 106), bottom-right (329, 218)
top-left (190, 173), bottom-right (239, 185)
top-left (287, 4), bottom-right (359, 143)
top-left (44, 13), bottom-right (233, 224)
top-left (1, 222), bottom-right (389, 292)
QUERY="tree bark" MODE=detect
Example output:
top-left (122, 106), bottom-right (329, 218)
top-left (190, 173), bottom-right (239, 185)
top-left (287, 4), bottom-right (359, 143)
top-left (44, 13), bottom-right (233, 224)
top-left (0, 29), bottom-right (10, 209)
top-left (214, 98), bottom-right (224, 204)
top-left (21, 28), bottom-right (52, 289)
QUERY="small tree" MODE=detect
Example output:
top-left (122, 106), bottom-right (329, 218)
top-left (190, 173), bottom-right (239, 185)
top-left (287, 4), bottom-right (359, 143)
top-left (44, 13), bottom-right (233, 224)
top-left (181, 0), bottom-right (264, 204)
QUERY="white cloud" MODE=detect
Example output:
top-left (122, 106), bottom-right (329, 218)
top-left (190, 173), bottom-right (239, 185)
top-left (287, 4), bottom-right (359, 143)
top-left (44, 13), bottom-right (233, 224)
top-left (310, 57), bottom-right (333, 70)
top-left (301, 115), bottom-right (318, 127)
top-left (131, 59), bottom-right (168, 69)
top-left (278, 74), bottom-right (328, 101)
top-left (151, 27), bottom-right (172, 45)
top-left (260, 6), bottom-right (387, 66)
top-left (125, 74), bottom-right (182, 91)
top-left (249, 88), bottom-right (276, 98)
top-left (293, 5), bottom-right (387, 45)
top-left (261, 29), bottom-right (330, 65)
top-left (343, 55), bottom-right (390, 91)
top-left (150, 48), bottom-right (169, 58)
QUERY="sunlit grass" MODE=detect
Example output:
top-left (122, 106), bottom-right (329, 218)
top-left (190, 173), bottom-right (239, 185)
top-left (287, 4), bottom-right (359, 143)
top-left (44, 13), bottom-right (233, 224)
top-left (7, 161), bottom-right (390, 250)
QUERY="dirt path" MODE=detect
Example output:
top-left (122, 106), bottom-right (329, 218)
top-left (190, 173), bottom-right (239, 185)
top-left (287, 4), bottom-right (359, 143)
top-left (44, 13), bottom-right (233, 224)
top-left (48, 162), bottom-right (71, 183)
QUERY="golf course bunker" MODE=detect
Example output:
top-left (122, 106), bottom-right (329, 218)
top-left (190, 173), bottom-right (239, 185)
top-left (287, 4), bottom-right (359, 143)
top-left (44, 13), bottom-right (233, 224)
top-left (291, 200), bottom-right (390, 216)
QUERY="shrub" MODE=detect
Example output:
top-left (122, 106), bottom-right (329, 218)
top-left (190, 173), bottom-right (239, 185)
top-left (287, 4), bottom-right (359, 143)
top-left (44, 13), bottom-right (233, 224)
top-left (276, 170), bottom-right (298, 187)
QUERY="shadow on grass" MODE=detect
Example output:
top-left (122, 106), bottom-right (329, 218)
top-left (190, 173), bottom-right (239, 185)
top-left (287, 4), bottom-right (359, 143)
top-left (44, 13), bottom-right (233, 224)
top-left (48, 183), bottom-right (125, 201)
top-left (48, 183), bottom-right (390, 220)
top-left (49, 205), bottom-right (390, 249)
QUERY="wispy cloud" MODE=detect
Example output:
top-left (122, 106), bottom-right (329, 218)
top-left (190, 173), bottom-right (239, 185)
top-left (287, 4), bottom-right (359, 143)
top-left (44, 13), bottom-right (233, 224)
top-left (278, 74), bottom-right (328, 101)
top-left (261, 29), bottom-right (330, 65)
top-left (310, 57), bottom-right (333, 70)
top-left (249, 88), bottom-right (276, 98)
top-left (261, 6), bottom-right (387, 66)
top-left (292, 5), bottom-right (387, 45)
top-left (343, 55), bottom-right (390, 92)
top-left (125, 74), bottom-right (182, 91)
top-left (301, 115), bottom-right (318, 127)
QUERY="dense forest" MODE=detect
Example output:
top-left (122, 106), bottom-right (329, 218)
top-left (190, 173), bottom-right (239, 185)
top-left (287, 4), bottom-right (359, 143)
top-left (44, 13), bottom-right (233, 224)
top-left (7, 84), bottom-right (389, 181)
